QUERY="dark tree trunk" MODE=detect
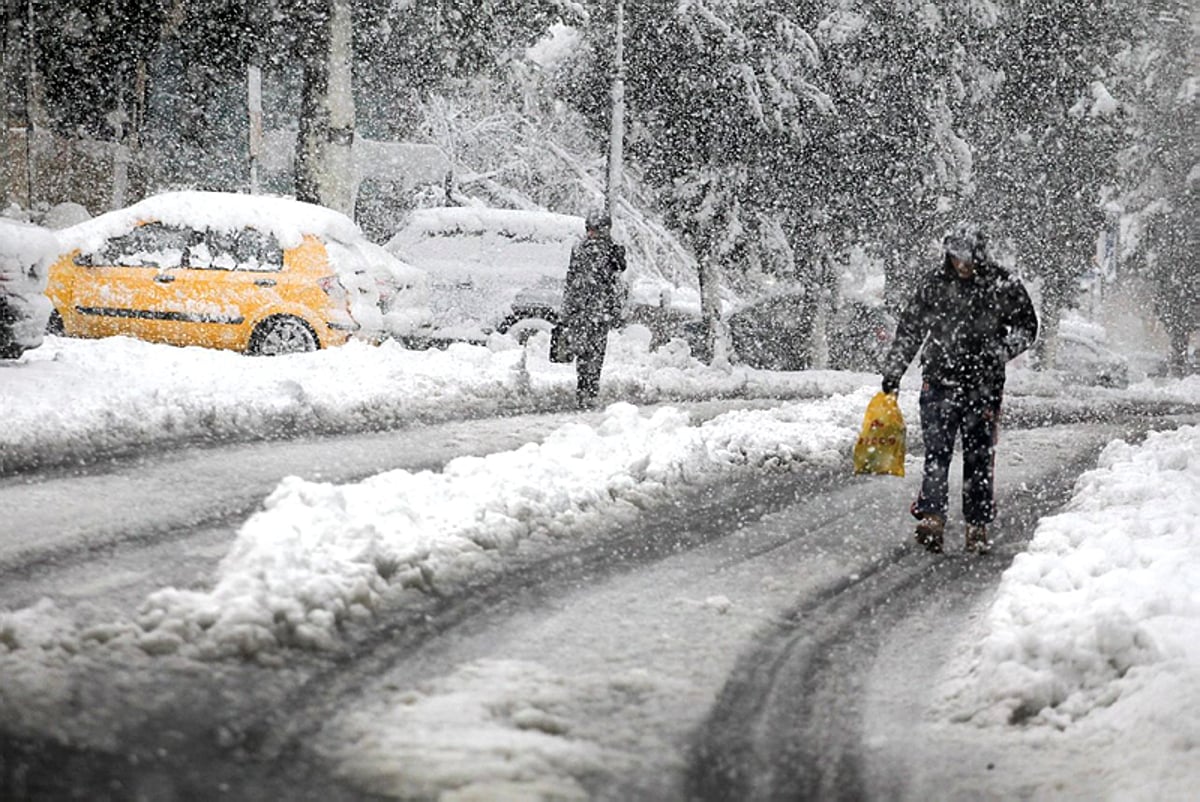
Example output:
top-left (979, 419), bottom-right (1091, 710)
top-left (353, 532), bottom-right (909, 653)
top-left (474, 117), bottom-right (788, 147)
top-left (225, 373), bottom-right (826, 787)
top-left (294, 3), bottom-right (331, 206)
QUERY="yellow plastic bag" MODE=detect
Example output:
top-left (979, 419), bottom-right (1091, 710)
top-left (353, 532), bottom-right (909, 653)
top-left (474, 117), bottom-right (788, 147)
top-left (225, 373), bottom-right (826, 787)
top-left (853, 391), bottom-right (906, 476)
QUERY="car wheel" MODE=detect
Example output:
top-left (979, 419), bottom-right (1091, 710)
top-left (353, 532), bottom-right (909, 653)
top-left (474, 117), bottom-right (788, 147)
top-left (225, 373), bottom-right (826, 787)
top-left (0, 316), bottom-right (22, 358)
top-left (47, 310), bottom-right (64, 336)
top-left (508, 316), bottom-right (554, 344)
top-left (495, 313), bottom-right (519, 334)
top-left (248, 316), bottom-right (319, 356)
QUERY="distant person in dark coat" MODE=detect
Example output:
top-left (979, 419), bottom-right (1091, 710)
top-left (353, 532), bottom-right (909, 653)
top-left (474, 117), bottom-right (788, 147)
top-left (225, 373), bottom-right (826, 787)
top-left (560, 211), bottom-right (627, 409)
top-left (881, 223), bottom-right (1038, 555)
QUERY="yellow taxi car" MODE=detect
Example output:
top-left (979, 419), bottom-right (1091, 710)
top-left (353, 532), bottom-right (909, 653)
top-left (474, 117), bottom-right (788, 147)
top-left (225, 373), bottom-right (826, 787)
top-left (47, 191), bottom-right (430, 355)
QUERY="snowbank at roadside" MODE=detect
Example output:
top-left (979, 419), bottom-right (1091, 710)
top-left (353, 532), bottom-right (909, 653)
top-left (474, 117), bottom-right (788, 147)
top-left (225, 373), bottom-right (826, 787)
top-left (127, 396), bottom-right (864, 658)
top-left (943, 424), bottom-right (1200, 797)
top-left (6, 327), bottom-right (1199, 478)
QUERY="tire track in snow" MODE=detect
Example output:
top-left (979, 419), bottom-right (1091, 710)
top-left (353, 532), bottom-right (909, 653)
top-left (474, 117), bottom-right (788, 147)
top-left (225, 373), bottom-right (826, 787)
top-left (684, 420), bottom-right (1177, 802)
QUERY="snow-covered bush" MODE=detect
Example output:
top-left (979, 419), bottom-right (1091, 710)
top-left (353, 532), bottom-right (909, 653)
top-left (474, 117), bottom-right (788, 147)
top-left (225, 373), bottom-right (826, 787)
top-left (0, 218), bottom-right (56, 358)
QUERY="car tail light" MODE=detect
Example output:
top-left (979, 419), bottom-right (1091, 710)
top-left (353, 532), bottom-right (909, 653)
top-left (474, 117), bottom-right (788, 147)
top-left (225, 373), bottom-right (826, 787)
top-left (318, 275), bottom-right (347, 300)
top-left (375, 278), bottom-right (398, 311)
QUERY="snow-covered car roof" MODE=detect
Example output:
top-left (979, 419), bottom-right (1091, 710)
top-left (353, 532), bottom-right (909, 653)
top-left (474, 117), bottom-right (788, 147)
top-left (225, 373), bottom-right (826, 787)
top-left (57, 191), bottom-right (365, 253)
top-left (386, 206), bottom-right (584, 248)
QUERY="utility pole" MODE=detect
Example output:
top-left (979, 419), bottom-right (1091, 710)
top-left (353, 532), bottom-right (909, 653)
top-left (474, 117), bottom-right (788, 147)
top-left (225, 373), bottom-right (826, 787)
top-left (23, 0), bottom-right (34, 209)
top-left (247, 65), bottom-right (262, 194)
top-left (605, 0), bottom-right (625, 223)
top-left (244, 3), bottom-right (265, 196)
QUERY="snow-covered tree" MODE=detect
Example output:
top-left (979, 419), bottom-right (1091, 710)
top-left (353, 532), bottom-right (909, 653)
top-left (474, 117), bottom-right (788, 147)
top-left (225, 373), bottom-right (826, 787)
top-left (1114, 0), bottom-right (1198, 374)
top-left (974, 0), bottom-right (1135, 366)
top-left (405, 14), bottom-right (702, 299)
top-left (799, 1), bottom-right (993, 296)
top-left (619, 1), bottom-right (826, 271)
top-left (354, 0), bottom-right (575, 139)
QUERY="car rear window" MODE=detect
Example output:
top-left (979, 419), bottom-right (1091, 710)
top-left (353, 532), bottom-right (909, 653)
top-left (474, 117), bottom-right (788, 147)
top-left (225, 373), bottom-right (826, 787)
top-left (188, 228), bottom-right (283, 272)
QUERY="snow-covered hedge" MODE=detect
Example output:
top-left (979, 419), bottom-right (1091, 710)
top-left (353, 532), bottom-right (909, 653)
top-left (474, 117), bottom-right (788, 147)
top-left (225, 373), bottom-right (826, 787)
top-left (0, 217), bottom-right (56, 356)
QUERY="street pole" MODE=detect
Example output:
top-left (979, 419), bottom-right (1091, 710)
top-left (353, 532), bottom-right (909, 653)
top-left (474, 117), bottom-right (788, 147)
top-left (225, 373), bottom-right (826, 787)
top-left (23, 0), bottom-right (34, 209)
top-left (605, 0), bottom-right (625, 223)
top-left (247, 65), bottom-right (262, 194)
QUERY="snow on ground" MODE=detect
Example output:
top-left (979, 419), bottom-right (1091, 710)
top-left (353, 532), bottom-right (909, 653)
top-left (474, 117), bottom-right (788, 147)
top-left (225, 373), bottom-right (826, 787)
top-left (327, 658), bottom-right (605, 800)
top-left (1, 328), bottom-right (1198, 795)
top-left (3, 327), bottom-right (1193, 478)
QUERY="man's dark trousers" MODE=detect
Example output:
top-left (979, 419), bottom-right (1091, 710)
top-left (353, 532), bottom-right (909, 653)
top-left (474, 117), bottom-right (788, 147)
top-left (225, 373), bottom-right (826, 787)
top-left (913, 381), bottom-right (1001, 526)
top-left (574, 326), bottom-right (606, 407)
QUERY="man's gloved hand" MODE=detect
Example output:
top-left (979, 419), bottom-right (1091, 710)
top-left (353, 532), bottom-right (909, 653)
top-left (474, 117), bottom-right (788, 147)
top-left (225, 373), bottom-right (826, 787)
top-left (882, 375), bottom-right (899, 395)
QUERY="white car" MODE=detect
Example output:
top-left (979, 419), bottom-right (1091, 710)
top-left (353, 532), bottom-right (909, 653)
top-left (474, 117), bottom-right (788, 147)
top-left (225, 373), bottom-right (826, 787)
top-left (0, 218), bottom-right (56, 359)
top-left (1057, 329), bottom-right (1129, 388)
top-left (385, 206), bottom-right (585, 340)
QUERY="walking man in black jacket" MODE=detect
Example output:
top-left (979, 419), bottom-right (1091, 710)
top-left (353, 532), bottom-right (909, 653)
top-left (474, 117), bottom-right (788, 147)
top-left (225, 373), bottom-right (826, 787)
top-left (561, 211), bottom-right (627, 409)
top-left (881, 224), bottom-right (1038, 554)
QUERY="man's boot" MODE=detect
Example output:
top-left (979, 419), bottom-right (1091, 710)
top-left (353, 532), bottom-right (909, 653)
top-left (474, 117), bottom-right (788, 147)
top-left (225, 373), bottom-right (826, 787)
top-left (914, 514), bottom-right (945, 553)
top-left (965, 523), bottom-right (991, 554)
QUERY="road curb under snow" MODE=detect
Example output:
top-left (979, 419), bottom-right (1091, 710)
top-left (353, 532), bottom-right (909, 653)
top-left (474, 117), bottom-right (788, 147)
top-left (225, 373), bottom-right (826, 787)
top-left (0, 331), bottom-right (866, 477)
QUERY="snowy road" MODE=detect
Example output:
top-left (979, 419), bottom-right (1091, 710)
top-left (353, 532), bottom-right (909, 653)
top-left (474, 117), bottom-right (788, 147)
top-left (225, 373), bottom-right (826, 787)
top-left (1, 402), bottom-right (1196, 800)
top-left (687, 422), bottom-right (1131, 801)
top-left (0, 400), bottom-right (780, 614)
top-left (0, 410), bottom-right (589, 613)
